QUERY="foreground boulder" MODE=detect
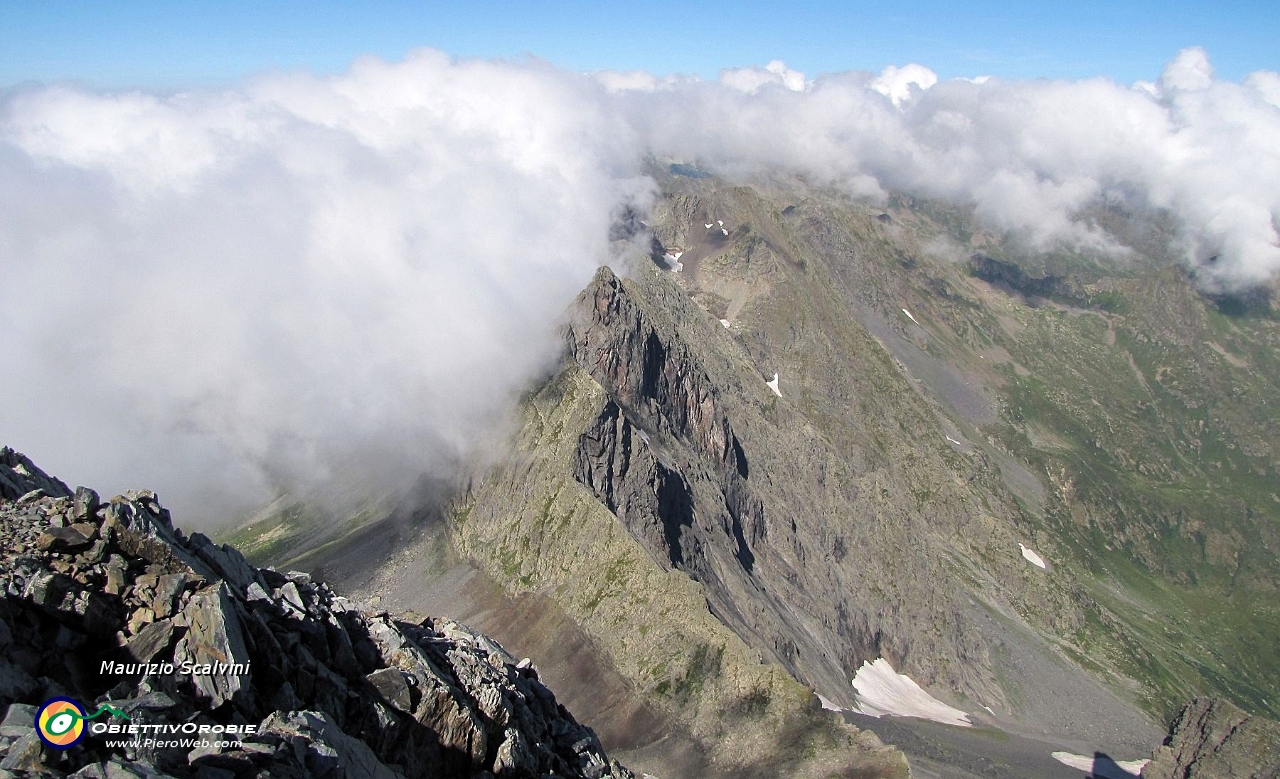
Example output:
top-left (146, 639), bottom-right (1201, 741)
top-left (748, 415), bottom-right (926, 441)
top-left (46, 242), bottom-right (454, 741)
top-left (1142, 697), bottom-right (1280, 778)
top-left (0, 446), bottom-right (632, 778)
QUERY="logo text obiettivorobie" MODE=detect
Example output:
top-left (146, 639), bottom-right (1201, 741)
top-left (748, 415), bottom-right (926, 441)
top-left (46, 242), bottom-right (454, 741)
top-left (34, 695), bottom-right (258, 751)
top-left (35, 698), bottom-right (130, 749)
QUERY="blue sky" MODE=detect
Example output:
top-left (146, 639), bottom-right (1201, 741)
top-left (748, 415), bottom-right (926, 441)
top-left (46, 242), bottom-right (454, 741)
top-left (2, 0), bottom-right (1277, 89)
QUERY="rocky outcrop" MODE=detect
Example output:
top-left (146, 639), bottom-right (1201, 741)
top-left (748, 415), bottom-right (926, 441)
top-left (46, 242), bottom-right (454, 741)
top-left (572, 398), bottom-right (760, 576)
top-left (1142, 697), bottom-right (1280, 778)
top-left (567, 271), bottom-right (839, 687)
top-left (0, 449), bottom-right (631, 778)
top-left (0, 446), bottom-right (72, 503)
top-left (573, 400), bottom-right (697, 568)
top-left (567, 267), bottom-right (748, 481)
top-left (967, 254), bottom-right (1078, 301)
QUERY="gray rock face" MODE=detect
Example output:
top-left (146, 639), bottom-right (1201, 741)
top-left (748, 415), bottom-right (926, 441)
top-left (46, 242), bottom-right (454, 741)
top-left (0, 446), bottom-right (72, 501)
top-left (259, 710), bottom-right (400, 779)
top-left (74, 486), bottom-right (102, 522)
top-left (0, 449), bottom-right (632, 779)
top-left (568, 267), bottom-right (748, 480)
top-left (0, 731), bottom-right (44, 772)
top-left (1142, 697), bottom-right (1280, 778)
top-left (173, 583), bottom-right (254, 709)
top-left (124, 619), bottom-right (178, 665)
top-left (574, 399), bottom-right (702, 568)
top-left (564, 267), bottom-right (976, 707)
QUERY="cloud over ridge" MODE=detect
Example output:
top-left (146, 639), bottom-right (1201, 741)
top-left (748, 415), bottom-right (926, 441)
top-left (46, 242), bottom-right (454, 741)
top-left (2, 47), bottom-right (1277, 516)
top-left (610, 51), bottom-right (1280, 287)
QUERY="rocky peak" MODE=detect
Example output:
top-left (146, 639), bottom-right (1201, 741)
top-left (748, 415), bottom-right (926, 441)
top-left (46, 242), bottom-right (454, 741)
top-left (563, 268), bottom-right (879, 702)
top-left (567, 267), bottom-right (748, 481)
top-left (0, 446), bottom-right (72, 502)
top-left (565, 267), bottom-right (769, 586)
top-left (0, 450), bottom-right (632, 778)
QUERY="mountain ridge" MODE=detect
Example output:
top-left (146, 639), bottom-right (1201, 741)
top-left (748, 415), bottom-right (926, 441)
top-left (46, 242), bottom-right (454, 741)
top-left (215, 172), bottom-right (1279, 776)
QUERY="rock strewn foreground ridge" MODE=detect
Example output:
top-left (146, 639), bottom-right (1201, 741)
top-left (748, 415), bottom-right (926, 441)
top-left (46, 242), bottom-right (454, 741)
top-left (0, 447), bottom-right (632, 779)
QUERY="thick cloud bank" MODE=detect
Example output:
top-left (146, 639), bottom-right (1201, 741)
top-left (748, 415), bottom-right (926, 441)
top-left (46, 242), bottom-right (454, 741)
top-left (2, 48), bottom-right (1277, 518)
top-left (0, 52), bottom-right (648, 517)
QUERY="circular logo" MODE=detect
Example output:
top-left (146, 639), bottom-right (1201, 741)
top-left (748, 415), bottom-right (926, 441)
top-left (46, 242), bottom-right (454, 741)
top-left (35, 698), bottom-right (86, 749)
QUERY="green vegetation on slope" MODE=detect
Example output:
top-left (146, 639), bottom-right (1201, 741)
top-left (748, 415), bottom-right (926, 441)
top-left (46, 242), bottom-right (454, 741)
top-left (651, 171), bottom-right (1277, 723)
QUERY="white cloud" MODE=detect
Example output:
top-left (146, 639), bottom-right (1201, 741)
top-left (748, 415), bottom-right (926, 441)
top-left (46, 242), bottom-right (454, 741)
top-left (1245, 70), bottom-right (1280, 108)
top-left (0, 51), bottom-right (649, 519)
top-left (594, 69), bottom-right (664, 93)
top-left (871, 63), bottom-right (939, 106)
top-left (1159, 46), bottom-right (1214, 93)
top-left (615, 47), bottom-right (1280, 286)
top-left (1133, 79), bottom-right (1160, 97)
top-left (3, 46), bottom-right (1278, 517)
top-left (720, 60), bottom-right (806, 93)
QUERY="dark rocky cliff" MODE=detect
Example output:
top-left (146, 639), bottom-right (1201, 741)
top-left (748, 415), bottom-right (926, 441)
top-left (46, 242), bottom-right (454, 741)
top-left (566, 267), bottom-right (851, 699)
top-left (567, 268), bottom-right (749, 481)
top-left (443, 306), bottom-right (913, 776)
top-left (564, 265), bottom-right (989, 710)
top-left (1142, 697), bottom-right (1279, 778)
top-left (0, 447), bottom-right (631, 779)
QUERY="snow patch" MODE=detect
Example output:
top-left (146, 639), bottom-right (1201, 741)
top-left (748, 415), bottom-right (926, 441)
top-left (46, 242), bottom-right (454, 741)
top-left (901, 308), bottom-right (921, 326)
top-left (705, 223), bottom-right (713, 229)
top-left (720, 319), bottom-right (731, 328)
top-left (717, 220), bottom-right (723, 226)
top-left (765, 373), bottom-right (781, 397)
top-left (945, 435), bottom-right (963, 446)
top-left (851, 658), bottom-right (971, 727)
top-left (662, 252), bottom-right (684, 272)
top-left (721, 228), bottom-right (729, 235)
top-left (1019, 543), bottom-right (1047, 569)
top-left (817, 693), bottom-right (843, 712)
top-left (980, 704), bottom-right (996, 716)
top-left (1051, 752), bottom-right (1148, 778)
